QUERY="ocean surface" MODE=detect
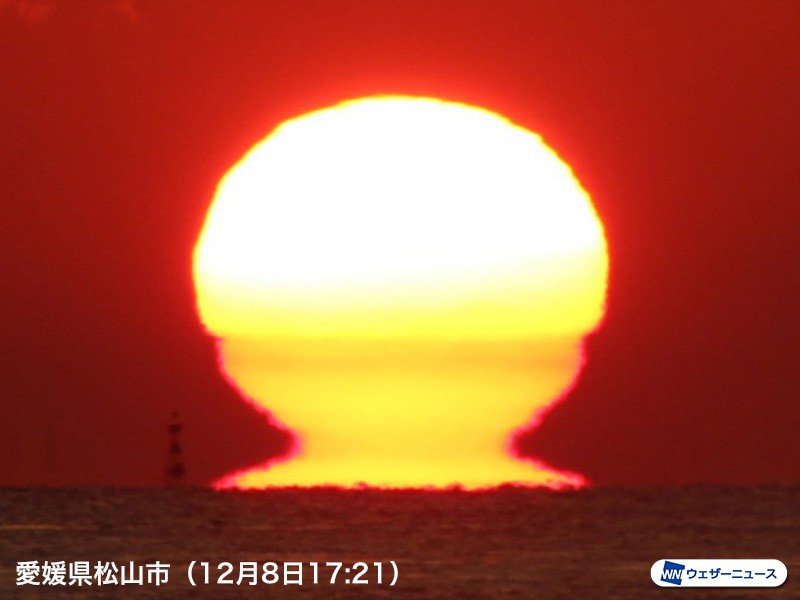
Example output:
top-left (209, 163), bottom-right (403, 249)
top-left (0, 486), bottom-right (797, 598)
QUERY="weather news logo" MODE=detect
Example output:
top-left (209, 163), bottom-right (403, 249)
top-left (651, 559), bottom-right (787, 588)
top-left (660, 561), bottom-right (685, 585)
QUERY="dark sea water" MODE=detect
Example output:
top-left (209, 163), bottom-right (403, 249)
top-left (0, 486), bottom-right (797, 599)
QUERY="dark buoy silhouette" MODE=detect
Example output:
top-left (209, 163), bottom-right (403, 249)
top-left (165, 411), bottom-right (186, 487)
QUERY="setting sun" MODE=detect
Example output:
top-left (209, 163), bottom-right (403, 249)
top-left (193, 96), bottom-right (608, 489)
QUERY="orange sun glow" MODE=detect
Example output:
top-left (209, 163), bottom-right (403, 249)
top-left (193, 96), bottom-right (608, 490)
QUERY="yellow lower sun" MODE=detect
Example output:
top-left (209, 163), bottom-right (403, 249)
top-left (193, 96), bottom-right (608, 489)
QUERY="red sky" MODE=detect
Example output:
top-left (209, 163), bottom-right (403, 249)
top-left (1, 0), bottom-right (798, 486)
